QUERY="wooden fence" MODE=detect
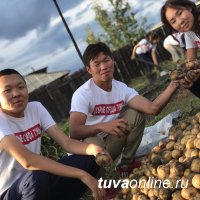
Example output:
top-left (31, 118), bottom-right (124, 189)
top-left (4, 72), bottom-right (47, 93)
top-left (29, 26), bottom-right (172, 122)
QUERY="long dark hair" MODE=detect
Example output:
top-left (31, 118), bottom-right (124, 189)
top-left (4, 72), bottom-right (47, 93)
top-left (161, 0), bottom-right (199, 35)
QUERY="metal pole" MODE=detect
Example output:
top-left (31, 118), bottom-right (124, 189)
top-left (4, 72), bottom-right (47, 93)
top-left (52, 0), bottom-right (84, 64)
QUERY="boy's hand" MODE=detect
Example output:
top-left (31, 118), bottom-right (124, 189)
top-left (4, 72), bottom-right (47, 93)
top-left (86, 144), bottom-right (111, 159)
top-left (81, 173), bottom-right (105, 200)
top-left (98, 119), bottom-right (130, 137)
top-left (95, 151), bottom-right (112, 167)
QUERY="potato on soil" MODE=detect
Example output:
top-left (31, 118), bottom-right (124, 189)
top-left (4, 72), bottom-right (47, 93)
top-left (181, 187), bottom-right (198, 199)
top-left (192, 174), bottom-right (200, 189)
top-left (95, 152), bottom-right (111, 167)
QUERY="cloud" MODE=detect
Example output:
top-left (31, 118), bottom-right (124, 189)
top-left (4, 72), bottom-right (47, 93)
top-left (128, 0), bottom-right (166, 26)
top-left (0, 0), bottom-right (86, 72)
top-left (0, 0), bottom-right (167, 74)
top-left (0, 0), bottom-right (52, 39)
top-left (50, 0), bottom-right (95, 29)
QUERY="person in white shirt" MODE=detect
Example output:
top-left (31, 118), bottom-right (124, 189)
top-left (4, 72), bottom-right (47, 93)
top-left (161, 0), bottom-right (200, 98)
top-left (163, 33), bottom-right (185, 63)
top-left (0, 69), bottom-right (107, 200)
top-left (69, 42), bottom-right (179, 178)
top-left (131, 32), bottom-right (160, 74)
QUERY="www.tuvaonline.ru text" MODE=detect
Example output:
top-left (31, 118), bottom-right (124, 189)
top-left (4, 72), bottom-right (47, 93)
top-left (98, 177), bottom-right (188, 189)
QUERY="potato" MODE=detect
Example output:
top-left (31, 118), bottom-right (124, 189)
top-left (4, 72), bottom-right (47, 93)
top-left (170, 69), bottom-right (185, 80)
top-left (152, 145), bottom-right (161, 153)
top-left (185, 149), bottom-right (193, 158)
top-left (196, 112), bottom-right (200, 119)
top-left (172, 149), bottom-right (182, 159)
top-left (169, 133), bottom-right (178, 141)
top-left (174, 142), bottom-right (185, 151)
top-left (158, 140), bottom-right (167, 148)
top-left (179, 156), bottom-right (186, 163)
top-left (150, 166), bottom-right (158, 177)
top-left (172, 190), bottom-right (184, 200)
top-left (191, 158), bottom-right (200, 173)
top-left (193, 124), bottom-right (199, 129)
top-left (191, 149), bottom-right (199, 159)
top-left (147, 189), bottom-right (155, 198)
top-left (192, 117), bottom-right (199, 125)
top-left (166, 141), bottom-right (175, 150)
top-left (169, 159), bottom-right (176, 166)
top-left (151, 156), bottom-right (162, 168)
top-left (185, 59), bottom-right (199, 70)
top-left (138, 176), bottom-right (148, 189)
top-left (161, 151), bottom-right (172, 164)
top-left (180, 121), bottom-right (190, 130)
top-left (129, 173), bottom-right (142, 182)
top-left (182, 175), bottom-right (193, 187)
top-left (184, 169), bottom-right (192, 178)
top-left (150, 153), bottom-right (160, 160)
top-left (143, 168), bottom-right (152, 177)
top-left (170, 162), bottom-right (185, 177)
top-left (168, 176), bottom-right (182, 189)
top-left (181, 135), bottom-right (196, 145)
top-left (183, 158), bottom-right (193, 168)
top-left (132, 193), bottom-right (141, 200)
top-left (182, 130), bottom-right (191, 136)
top-left (157, 165), bottom-right (170, 179)
top-left (186, 70), bottom-right (198, 81)
top-left (194, 138), bottom-right (200, 149)
top-left (153, 187), bottom-right (160, 197)
top-left (149, 197), bottom-right (157, 200)
top-left (186, 139), bottom-right (195, 149)
top-left (191, 128), bottom-right (199, 135)
top-left (121, 187), bottom-right (130, 195)
top-left (131, 186), bottom-right (140, 195)
top-left (192, 174), bottom-right (200, 189)
top-left (140, 187), bottom-right (149, 195)
top-left (137, 194), bottom-right (149, 200)
top-left (181, 187), bottom-right (198, 199)
top-left (158, 188), bottom-right (171, 200)
top-left (95, 152), bottom-right (111, 167)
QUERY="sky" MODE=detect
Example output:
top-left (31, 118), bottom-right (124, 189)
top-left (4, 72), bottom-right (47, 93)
top-left (0, 0), bottom-right (167, 75)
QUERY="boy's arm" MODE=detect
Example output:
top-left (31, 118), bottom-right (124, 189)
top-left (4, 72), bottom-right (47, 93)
top-left (1, 135), bottom-right (104, 200)
top-left (151, 50), bottom-right (158, 65)
top-left (46, 124), bottom-right (104, 156)
top-left (69, 112), bottom-right (129, 140)
top-left (128, 81), bottom-right (179, 115)
top-left (131, 44), bottom-right (140, 60)
top-left (185, 48), bottom-right (198, 61)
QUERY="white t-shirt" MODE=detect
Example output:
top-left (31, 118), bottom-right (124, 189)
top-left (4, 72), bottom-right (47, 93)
top-left (174, 32), bottom-right (185, 48)
top-left (70, 79), bottom-right (138, 138)
top-left (0, 102), bottom-right (55, 196)
top-left (184, 31), bottom-right (200, 49)
top-left (136, 38), bottom-right (156, 54)
top-left (163, 35), bottom-right (179, 46)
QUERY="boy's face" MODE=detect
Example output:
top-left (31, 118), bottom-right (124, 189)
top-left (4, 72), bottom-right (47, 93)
top-left (86, 52), bottom-right (114, 84)
top-left (0, 73), bottom-right (28, 117)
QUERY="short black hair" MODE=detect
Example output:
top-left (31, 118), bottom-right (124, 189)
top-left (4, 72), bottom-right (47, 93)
top-left (83, 42), bottom-right (113, 67)
top-left (0, 68), bottom-right (26, 84)
top-left (160, 0), bottom-right (197, 34)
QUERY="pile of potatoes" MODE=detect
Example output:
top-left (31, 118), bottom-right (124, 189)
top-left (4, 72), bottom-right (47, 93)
top-left (170, 59), bottom-right (200, 83)
top-left (115, 112), bottom-right (200, 200)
